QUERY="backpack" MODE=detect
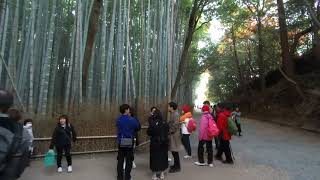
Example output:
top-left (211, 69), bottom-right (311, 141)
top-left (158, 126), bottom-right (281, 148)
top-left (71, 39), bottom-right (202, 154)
top-left (0, 123), bottom-right (30, 178)
top-left (207, 118), bottom-right (220, 139)
top-left (227, 117), bottom-right (238, 136)
top-left (187, 118), bottom-right (197, 133)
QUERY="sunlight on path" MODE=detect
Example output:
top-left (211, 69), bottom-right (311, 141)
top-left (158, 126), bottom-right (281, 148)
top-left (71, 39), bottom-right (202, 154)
top-left (194, 72), bottom-right (210, 106)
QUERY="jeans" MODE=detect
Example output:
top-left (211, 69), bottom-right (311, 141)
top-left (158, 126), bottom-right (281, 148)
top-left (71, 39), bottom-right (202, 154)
top-left (56, 145), bottom-right (72, 167)
top-left (216, 139), bottom-right (233, 162)
top-left (198, 140), bottom-right (213, 164)
top-left (171, 151), bottom-right (181, 170)
top-left (117, 147), bottom-right (134, 180)
top-left (181, 134), bottom-right (191, 156)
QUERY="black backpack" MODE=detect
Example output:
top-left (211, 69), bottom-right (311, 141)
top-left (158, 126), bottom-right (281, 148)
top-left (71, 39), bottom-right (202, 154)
top-left (0, 122), bottom-right (30, 179)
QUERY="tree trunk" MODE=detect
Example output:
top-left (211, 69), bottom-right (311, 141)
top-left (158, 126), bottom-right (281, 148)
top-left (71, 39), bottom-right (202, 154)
top-left (231, 26), bottom-right (245, 89)
top-left (82, 0), bottom-right (102, 98)
top-left (257, 15), bottom-right (265, 91)
top-left (276, 0), bottom-right (294, 77)
top-left (170, 0), bottom-right (200, 100)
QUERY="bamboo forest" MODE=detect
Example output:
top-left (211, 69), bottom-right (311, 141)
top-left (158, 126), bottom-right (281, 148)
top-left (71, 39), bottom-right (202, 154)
top-left (1, 0), bottom-right (320, 137)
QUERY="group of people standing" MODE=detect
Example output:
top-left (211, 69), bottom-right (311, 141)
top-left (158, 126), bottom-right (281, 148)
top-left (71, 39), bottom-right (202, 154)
top-left (116, 101), bottom-right (242, 180)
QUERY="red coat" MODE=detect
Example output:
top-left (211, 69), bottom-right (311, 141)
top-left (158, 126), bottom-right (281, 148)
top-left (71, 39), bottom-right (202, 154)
top-left (217, 110), bottom-right (232, 141)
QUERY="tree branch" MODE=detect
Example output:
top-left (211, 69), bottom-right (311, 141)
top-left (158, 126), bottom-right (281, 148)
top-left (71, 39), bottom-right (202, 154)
top-left (303, 0), bottom-right (320, 29)
top-left (290, 26), bottom-right (313, 55)
top-left (194, 20), bottom-right (210, 32)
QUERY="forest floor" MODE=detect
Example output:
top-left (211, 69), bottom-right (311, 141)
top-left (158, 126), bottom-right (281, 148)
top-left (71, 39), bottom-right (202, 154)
top-left (21, 115), bottom-right (320, 180)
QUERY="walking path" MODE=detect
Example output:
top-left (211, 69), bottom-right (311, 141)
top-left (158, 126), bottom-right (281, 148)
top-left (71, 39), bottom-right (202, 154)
top-left (21, 117), bottom-right (320, 180)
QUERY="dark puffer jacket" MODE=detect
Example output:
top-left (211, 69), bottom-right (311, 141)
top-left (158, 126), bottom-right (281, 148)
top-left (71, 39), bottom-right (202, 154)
top-left (49, 124), bottom-right (77, 148)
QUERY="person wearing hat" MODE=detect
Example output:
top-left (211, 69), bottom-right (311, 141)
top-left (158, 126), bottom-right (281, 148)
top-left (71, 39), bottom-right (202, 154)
top-left (180, 105), bottom-right (193, 159)
top-left (194, 105), bottom-right (215, 167)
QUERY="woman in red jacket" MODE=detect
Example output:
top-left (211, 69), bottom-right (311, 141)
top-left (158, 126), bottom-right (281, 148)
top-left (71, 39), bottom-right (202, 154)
top-left (215, 105), bottom-right (234, 164)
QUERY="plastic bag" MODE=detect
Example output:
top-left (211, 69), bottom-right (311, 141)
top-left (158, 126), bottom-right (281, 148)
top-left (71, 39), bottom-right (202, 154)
top-left (44, 150), bottom-right (56, 167)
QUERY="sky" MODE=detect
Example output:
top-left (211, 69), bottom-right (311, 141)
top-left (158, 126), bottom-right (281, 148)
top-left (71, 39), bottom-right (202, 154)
top-left (194, 19), bottom-right (225, 106)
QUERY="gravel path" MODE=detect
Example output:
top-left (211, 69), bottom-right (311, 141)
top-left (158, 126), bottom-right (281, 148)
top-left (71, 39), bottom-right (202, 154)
top-left (20, 115), bottom-right (320, 180)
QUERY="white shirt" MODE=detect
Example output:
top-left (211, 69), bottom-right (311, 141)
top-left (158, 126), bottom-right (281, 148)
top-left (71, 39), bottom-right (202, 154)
top-left (181, 118), bottom-right (191, 135)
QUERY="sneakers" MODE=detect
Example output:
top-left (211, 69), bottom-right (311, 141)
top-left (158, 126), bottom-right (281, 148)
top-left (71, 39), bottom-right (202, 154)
top-left (194, 161), bottom-right (207, 166)
top-left (132, 161), bottom-right (136, 169)
top-left (183, 155), bottom-right (192, 159)
top-left (160, 172), bottom-right (165, 179)
top-left (57, 167), bottom-right (63, 173)
top-left (152, 173), bottom-right (158, 180)
top-left (67, 166), bottom-right (72, 173)
top-left (208, 164), bottom-right (214, 167)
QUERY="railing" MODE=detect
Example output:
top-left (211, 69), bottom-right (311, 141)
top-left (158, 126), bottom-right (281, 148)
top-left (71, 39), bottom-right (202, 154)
top-left (32, 126), bottom-right (149, 158)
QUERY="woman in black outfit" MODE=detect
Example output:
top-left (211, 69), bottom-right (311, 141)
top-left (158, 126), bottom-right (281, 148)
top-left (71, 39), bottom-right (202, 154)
top-left (49, 115), bottom-right (77, 173)
top-left (147, 108), bottom-right (169, 180)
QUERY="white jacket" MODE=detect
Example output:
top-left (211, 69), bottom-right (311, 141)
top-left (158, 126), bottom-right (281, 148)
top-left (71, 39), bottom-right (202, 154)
top-left (181, 118), bottom-right (191, 135)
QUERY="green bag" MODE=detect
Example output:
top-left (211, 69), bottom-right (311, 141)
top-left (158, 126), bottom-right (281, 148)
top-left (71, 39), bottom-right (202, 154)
top-left (227, 117), bottom-right (238, 136)
top-left (44, 150), bottom-right (56, 167)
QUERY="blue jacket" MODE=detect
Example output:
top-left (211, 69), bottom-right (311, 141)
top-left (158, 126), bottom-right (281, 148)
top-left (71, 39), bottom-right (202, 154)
top-left (116, 115), bottom-right (140, 144)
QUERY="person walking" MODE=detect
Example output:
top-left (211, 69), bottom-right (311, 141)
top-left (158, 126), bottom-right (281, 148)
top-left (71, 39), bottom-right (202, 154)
top-left (194, 105), bottom-right (215, 167)
top-left (180, 105), bottom-right (193, 158)
top-left (168, 102), bottom-right (182, 173)
top-left (147, 108), bottom-right (169, 180)
top-left (116, 104), bottom-right (140, 180)
top-left (232, 107), bottom-right (242, 136)
top-left (215, 105), bottom-right (234, 164)
top-left (49, 115), bottom-right (77, 173)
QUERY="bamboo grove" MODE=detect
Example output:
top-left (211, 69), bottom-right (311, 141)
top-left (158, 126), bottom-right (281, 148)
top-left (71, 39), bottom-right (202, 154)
top-left (0, 0), bottom-right (197, 117)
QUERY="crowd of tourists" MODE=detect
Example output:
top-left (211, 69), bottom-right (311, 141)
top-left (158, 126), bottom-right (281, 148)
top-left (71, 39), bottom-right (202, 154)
top-left (116, 101), bottom-right (242, 180)
top-left (0, 89), bottom-right (242, 180)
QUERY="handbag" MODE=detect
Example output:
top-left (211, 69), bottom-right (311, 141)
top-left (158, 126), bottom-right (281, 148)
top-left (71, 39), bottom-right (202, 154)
top-left (119, 137), bottom-right (133, 148)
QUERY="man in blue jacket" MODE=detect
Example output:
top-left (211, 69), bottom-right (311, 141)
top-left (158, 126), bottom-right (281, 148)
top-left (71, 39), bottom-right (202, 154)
top-left (116, 104), bottom-right (140, 180)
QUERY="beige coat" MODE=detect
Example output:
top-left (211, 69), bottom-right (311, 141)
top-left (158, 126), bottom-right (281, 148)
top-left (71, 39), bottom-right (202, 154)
top-left (168, 111), bottom-right (183, 152)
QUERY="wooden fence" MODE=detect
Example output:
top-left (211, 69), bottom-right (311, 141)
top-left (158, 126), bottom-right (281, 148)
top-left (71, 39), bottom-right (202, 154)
top-left (32, 126), bottom-right (149, 158)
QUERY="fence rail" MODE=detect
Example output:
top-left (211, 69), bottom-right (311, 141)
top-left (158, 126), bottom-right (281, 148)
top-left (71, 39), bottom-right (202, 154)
top-left (32, 126), bottom-right (149, 158)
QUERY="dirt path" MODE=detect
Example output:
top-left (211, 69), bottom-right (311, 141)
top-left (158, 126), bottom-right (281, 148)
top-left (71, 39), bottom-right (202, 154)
top-left (20, 116), bottom-right (320, 180)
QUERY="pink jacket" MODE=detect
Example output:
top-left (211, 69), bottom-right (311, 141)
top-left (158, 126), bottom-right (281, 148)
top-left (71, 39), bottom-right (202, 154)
top-left (198, 112), bottom-right (214, 141)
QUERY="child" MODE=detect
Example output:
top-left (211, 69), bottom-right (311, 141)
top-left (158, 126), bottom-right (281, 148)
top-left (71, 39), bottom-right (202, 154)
top-left (232, 107), bottom-right (242, 136)
top-left (180, 105), bottom-right (193, 158)
top-left (147, 108), bottom-right (169, 180)
top-left (49, 115), bottom-right (77, 173)
top-left (23, 119), bottom-right (34, 160)
top-left (194, 105), bottom-right (215, 167)
top-left (116, 104), bottom-right (140, 180)
top-left (168, 102), bottom-right (182, 173)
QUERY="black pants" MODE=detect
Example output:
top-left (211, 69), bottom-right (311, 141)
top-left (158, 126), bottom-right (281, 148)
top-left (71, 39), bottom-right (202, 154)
top-left (171, 151), bottom-right (181, 170)
top-left (198, 140), bottom-right (213, 164)
top-left (181, 134), bottom-right (191, 156)
top-left (214, 136), bottom-right (220, 149)
top-left (56, 145), bottom-right (72, 168)
top-left (235, 121), bottom-right (242, 135)
top-left (216, 139), bottom-right (233, 162)
top-left (117, 147), bottom-right (134, 180)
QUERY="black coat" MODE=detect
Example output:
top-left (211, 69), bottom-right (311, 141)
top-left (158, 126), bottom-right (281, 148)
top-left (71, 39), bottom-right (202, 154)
top-left (50, 124), bottom-right (77, 149)
top-left (147, 116), bottom-right (169, 172)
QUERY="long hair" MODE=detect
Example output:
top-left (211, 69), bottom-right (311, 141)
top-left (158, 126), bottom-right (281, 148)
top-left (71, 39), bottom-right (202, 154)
top-left (153, 109), bottom-right (163, 122)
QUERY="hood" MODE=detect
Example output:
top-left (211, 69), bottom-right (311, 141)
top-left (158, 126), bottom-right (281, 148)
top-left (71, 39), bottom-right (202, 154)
top-left (184, 112), bottom-right (192, 118)
top-left (222, 110), bottom-right (232, 117)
